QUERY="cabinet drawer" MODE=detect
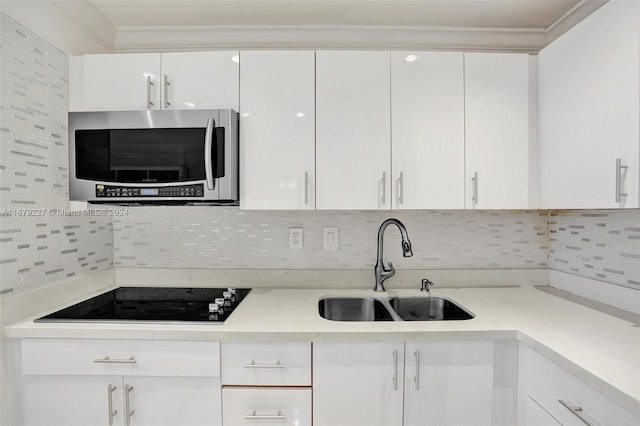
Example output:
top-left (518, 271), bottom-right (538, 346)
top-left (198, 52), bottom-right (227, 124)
top-left (22, 339), bottom-right (220, 377)
top-left (221, 342), bottom-right (311, 385)
top-left (222, 387), bottom-right (311, 426)
top-left (528, 351), bottom-right (639, 426)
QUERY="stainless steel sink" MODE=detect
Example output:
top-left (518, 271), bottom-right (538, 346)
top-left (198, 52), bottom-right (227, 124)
top-left (318, 297), bottom-right (394, 321)
top-left (389, 297), bottom-right (474, 321)
top-left (319, 296), bottom-right (473, 322)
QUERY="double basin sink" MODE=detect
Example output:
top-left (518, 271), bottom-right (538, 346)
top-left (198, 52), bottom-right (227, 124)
top-left (319, 295), bottom-right (474, 322)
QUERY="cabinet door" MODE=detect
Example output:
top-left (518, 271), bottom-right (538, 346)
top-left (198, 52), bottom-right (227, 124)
top-left (539, 1), bottom-right (640, 209)
top-left (125, 376), bottom-right (221, 426)
top-left (391, 51), bottom-right (465, 209)
top-left (525, 396), bottom-right (562, 426)
top-left (316, 51), bottom-right (391, 210)
top-left (81, 53), bottom-right (161, 111)
top-left (526, 349), bottom-right (640, 426)
top-left (239, 51), bottom-right (315, 209)
top-left (160, 51), bottom-right (239, 110)
top-left (23, 375), bottom-right (123, 426)
top-left (404, 340), bottom-right (494, 426)
top-left (313, 341), bottom-right (404, 426)
top-left (464, 53), bottom-right (531, 209)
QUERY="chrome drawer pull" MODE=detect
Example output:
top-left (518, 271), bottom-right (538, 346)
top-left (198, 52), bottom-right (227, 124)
top-left (242, 360), bottom-right (286, 368)
top-left (558, 399), bottom-right (597, 426)
top-left (94, 356), bottom-right (137, 364)
top-left (392, 350), bottom-right (399, 391)
top-left (125, 385), bottom-right (134, 426)
top-left (107, 384), bottom-right (117, 425)
top-left (245, 410), bottom-right (287, 420)
top-left (414, 349), bottom-right (420, 391)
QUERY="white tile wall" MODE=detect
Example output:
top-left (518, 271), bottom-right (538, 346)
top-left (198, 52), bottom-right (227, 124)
top-left (114, 207), bottom-right (549, 270)
top-left (550, 210), bottom-right (640, 290)
top-left (0, 13), bottom-right (113, 297)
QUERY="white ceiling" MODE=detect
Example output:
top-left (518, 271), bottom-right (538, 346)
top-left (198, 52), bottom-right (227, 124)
top-left (1, 0), bottom-right (608, 53)
top-left (85, 0), bottom-right (580, 28)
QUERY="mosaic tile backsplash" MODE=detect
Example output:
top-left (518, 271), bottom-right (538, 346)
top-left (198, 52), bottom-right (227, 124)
top-left (114, 208), bottom-right (549, 270)
top-left (550, 210), bottom-right (640, 291)
top-left (0, 14), bottom-right (113, 297)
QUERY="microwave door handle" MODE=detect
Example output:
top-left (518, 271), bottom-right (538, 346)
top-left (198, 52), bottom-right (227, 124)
top-left (214, 127), bottom-right (225, 178)
top-left (204, 118), bottom-right (215, 190)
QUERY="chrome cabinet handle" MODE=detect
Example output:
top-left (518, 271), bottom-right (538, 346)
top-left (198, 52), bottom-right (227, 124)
top-left (243, 360), bottom-right (286, 368)
top-left (414, 350), bottom-right (420, 391)
top-left (94, 356), bottom-right (137, 364)
top-left (472, 171), bottom-right (479, 206)
top-left (107, 384), bottom-right (117, 426)
top-left (381, 172), bottom-right (387, 206)
top-left (245, 410), bottom-right (287, 420)
top-left (304, 171), bottom-right (309, 206)
top-left (163, 75), bottom-right (171, 109)
top-left (392, 350), bottom-right (399, 391)
top-left (558, 399), bottom-right (596, 426)
top-left (125, 385), bottom-right (134, 426)
top-left (146, 75), bottom-right (154, 109)
top-left (396, 172), bottom-right (404, 207)
top-left (615, 158), bottom-right (628, 203)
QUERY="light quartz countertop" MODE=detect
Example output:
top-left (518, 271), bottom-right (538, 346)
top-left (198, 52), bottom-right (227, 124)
top-left (4, 285), bottom-right (640, 414)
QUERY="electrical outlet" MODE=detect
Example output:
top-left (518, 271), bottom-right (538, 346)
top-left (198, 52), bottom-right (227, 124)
top-left (289, 228), bottom-right (303, 250)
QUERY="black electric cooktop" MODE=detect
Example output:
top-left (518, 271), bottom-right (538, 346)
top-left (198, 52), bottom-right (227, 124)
top-left (35, 287), bottom-right (251, 324)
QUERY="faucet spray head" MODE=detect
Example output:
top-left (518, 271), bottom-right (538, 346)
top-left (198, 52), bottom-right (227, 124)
top-left (402, 240), bottom-right (413, 257)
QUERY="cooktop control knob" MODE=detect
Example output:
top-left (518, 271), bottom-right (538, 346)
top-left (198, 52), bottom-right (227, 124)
top-left (208, 303), bottom-right (219, 313)
top-left (223, 291), bottom-right (235, 303)
top-left (214, 298), bottom-right (225, 314)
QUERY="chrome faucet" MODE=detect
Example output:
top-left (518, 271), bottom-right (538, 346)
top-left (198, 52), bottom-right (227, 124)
top-left (374, 218), bottom-right (413, 292)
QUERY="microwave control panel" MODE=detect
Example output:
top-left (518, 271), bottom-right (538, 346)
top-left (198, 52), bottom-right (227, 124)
top-left (95, 184), bottom-right (204, 198)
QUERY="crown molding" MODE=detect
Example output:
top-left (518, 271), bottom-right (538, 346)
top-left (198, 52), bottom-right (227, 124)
top-left (113, 25), bottom-right (549, 53)
top-left (1, 0), bottom-right (610, 54)
top-left (545, 0), bottom-right (608, 45)
top-left (0, 0), bottom-right (114, 54)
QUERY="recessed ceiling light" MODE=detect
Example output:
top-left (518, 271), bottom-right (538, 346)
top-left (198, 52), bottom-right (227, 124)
top-left (405, 55), bottom-right (418, 63)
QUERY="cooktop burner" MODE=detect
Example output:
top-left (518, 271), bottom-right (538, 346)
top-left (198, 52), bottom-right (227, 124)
top-left (35, 287), bottom-right (251, 323)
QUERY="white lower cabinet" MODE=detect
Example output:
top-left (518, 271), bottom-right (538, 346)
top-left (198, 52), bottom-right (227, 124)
top-left (525, 396), bottom-right (562, 426)
top-left (313, 340), bottom-right (494, 426)
top-left (21, 339), bottom-right (222, 426)
top-left (404, 341), bottom-right (495, 426)
top-left (313, 341), bottom-right (404, 426)
top-left (222, 388), bottom-right (311, 426)
top-left (521, 349), bottom-right (640, 426)
top-left (221, 342), bottom-right (312, 426)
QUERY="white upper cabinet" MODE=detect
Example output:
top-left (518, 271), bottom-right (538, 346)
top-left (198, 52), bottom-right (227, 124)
top-left (464, 52), bottom-right (532, 209)
top-left (539, 1), bottom-right (640, 209)
top-left (316, 51), bottom-right (391, 210)
top-left (74, 53), bottom-right (161, 111)
top-left (391, 51), bottom-right (465, 209)
top-left (70, 51), bottom-right (239, 111)
top-left (160, 51), bottom-right (239, 111)
top-left (239, 51), bottom-right (315, 210)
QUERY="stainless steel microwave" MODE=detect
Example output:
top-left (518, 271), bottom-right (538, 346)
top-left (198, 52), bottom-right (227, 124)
top-left (69, 109), bottom-right (238, 204)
